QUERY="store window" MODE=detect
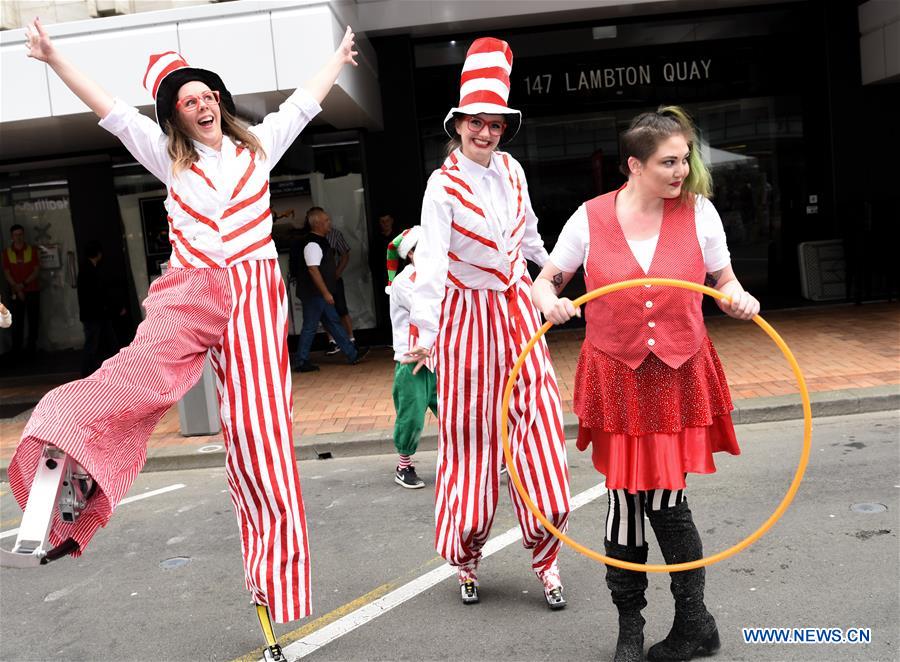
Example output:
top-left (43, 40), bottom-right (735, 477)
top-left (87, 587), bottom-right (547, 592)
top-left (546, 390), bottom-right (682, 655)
top-left (0, 179), bottom-right (81, 353)
top-left (309, 137), bottom-right (374, 331)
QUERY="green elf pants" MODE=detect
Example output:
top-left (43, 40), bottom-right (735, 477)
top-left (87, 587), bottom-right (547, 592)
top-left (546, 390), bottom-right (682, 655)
top-left (392, 362), bottom-right (438, 456)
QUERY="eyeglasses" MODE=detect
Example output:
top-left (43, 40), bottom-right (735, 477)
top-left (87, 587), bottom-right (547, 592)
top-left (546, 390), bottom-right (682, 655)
top-left (175, 90), bottom-right (220, 113)
top-left (464, 116), bottom-right (507, 137)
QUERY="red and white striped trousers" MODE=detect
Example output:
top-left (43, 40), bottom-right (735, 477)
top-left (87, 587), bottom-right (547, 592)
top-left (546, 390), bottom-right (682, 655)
top-left (433, 277), bottom-right (571, 579)
top-left (8, 260), bottom-right (309, 623)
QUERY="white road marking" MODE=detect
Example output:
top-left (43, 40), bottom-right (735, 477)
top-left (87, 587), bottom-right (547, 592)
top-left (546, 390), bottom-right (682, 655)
top-left (279, 482), bottom-right (607, 661)
top-left (0, 483), bottom-right (186, 540)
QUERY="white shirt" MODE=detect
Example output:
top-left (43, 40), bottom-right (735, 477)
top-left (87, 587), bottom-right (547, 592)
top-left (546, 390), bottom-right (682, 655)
top-left (389, 264), bottom-right (421, 363)
top-left (549, 195), bottom-right (731, 275)
top-left (98, 88), bottom-right (321, 268)
top-left (411, 149), bottom-right (549, 349)
top-left (303, 243), bottom-right (323, 267)
top-left (455, 150), bottom-right (550, 267)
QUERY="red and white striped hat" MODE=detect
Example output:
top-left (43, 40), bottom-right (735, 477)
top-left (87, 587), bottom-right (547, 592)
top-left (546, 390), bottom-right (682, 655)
top-left (443, 37), bottom-right (521, 143)
top-left (142, 51), bottom-right (235, 128)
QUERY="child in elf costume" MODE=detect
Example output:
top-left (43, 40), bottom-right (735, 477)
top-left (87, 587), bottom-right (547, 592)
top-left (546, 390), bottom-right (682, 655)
top-left (385, 227), bottom-right (437, 488)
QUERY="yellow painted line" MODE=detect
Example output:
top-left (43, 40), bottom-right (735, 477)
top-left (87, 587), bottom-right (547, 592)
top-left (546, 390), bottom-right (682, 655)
top-left (0, 517), bottom-right (22, 527)
top-left (230, 556), bottom-right (445, 662)
top-left (230, 582), bottom-right (398, 662)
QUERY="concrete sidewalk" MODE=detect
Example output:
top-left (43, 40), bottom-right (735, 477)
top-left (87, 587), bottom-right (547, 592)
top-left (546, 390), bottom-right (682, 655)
top-left (1, 302), bottom-right (898, 480)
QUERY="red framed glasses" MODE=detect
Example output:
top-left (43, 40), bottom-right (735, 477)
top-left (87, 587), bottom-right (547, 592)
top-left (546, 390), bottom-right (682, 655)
top-left (464, 116), bottom-right (507, 136)
top-left (175, 90), bottom-right (220, 113)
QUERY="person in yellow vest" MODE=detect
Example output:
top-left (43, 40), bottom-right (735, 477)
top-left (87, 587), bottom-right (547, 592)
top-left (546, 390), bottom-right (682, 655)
top-left (2, 224), bottom-right (41, 356)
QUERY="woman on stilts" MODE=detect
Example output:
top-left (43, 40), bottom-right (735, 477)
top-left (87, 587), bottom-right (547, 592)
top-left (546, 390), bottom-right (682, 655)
top-left (406, 37), bottom-right (571, 609)
top-left (11, 17), bottom-right (357, 660)
top-left (532, 107), bottom-right (759, 661)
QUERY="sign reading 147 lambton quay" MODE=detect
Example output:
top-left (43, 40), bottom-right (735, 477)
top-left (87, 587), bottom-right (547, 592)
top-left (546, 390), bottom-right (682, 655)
top-left (522, 59), bottom-right (713, 97)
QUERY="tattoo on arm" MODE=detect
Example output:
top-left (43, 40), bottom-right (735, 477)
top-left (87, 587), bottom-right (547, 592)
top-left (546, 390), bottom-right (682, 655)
top-left (551, 272), bottom-right (564, 294)
top-left (705, 269), bottom-right (724, 288)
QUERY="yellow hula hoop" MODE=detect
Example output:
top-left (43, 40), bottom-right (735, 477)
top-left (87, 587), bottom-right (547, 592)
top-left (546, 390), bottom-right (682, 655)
top-left (501, 278), bottom-right (812, 572)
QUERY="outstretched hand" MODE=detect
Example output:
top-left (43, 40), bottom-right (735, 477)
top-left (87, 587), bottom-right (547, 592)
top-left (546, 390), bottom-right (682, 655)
top-left (24, 17), bottom-right (55, 63)
top-left (338, 26), bottom-right (358, 67)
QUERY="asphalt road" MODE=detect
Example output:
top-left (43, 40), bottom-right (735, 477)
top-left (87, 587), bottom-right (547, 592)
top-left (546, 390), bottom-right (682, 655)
top-left (1, 410), bottom-right (897, 662)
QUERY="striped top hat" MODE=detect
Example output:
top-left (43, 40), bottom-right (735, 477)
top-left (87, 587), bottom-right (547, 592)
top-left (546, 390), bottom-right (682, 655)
top-left (142, 51), bottom-right (236, 129)
top-left (443, 37), bottom-right (521, 144)
top-left (385, 226), bottom-right (422, 293)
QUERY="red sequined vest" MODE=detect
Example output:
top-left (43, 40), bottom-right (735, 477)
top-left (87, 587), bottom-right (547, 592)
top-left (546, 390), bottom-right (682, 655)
top-left (584, 186), bottom-right (706, 370)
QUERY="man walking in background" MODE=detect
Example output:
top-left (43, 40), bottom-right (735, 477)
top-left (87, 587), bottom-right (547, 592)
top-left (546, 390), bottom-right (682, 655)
top-left (291, 207), bottom-right (367, 372)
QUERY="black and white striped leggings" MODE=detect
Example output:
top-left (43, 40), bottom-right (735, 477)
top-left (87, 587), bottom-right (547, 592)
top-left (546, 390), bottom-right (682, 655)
top-left (606, 488), bottom-right (685, 547)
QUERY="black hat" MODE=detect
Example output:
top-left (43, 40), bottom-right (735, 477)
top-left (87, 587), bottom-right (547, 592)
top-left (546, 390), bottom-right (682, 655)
top-left (143, 51), bottom-right (235, 129)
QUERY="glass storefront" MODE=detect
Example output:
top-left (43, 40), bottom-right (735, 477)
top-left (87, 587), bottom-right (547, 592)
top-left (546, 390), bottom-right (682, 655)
top-left (412, 5), bottom-right (811, 308)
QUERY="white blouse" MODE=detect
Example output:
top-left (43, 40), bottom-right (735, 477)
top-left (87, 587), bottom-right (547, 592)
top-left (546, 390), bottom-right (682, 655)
top-left (98, 88), bottom-right (321, 268)
top-left (549, 195), bottom-right (731, 276)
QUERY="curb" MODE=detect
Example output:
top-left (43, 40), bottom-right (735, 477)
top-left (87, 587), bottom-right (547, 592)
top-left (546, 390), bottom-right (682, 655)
top-left (2, 384), bottom-right (897, 481)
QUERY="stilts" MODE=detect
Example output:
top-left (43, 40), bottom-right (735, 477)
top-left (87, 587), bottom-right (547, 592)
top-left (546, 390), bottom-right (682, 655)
top-left (256, 604), bottom-right (286, 662)
top-left (0, 444), bottom-right (94, 568)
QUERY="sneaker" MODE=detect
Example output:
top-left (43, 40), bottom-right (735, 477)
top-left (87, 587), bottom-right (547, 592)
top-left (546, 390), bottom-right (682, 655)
top-left (395, 465), bottom-right (425, 489)
top-left (350, 346), bottom-right (370, 365)
top-left (460, 579), bottom-right (479, 605)
top-left (295, 361), bottom-right (320, 373)
top-left (325, 341), bottom-right (341, 356)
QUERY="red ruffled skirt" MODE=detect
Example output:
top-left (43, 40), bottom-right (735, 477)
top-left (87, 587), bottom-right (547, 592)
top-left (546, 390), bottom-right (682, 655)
top-left (574, 336), bottom-right (740, 494)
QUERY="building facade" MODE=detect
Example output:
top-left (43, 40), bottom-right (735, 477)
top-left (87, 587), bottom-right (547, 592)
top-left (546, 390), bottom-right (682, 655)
top-left (0, 0), bottom-right (897, 361)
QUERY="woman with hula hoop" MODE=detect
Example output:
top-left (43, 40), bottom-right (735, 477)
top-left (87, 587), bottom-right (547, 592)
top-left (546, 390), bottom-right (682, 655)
top-left (532, 107), bottom-right (760, 662)
top-left (11, 17), bottom-right (357, 660)
top-left (406, 37), bottom-right (571, 609)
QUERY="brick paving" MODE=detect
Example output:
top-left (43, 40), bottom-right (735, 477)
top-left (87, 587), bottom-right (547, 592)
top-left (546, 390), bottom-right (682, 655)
top-left (1, 302), bottom-right (897, 464)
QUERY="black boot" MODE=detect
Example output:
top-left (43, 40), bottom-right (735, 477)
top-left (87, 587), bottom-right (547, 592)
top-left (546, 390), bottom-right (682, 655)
top-left (646, 500), bottom-right (720, 662)
top-left (605, 540), bottom-right (648, 662)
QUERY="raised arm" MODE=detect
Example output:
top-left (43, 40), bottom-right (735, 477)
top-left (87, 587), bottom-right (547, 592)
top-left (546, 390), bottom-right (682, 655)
top-left (302, 26), bottom-right (358, 105)
top-left (253, 27), bottom-right (358, 166)
top-left (26, 18), bottom-right (169, 180)
top-left (25, 17), bottom-right (114, 119)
